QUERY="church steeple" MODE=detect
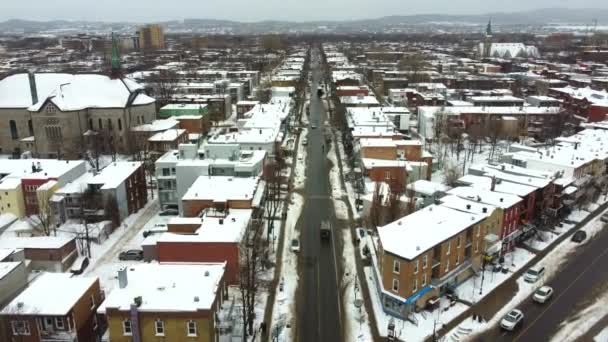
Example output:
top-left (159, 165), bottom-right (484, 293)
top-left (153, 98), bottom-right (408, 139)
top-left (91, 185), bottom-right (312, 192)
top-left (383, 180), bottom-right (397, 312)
top-left (110, 32), bottom-right (122, 78)
top-left (486, 19), bottom-right (493, 38)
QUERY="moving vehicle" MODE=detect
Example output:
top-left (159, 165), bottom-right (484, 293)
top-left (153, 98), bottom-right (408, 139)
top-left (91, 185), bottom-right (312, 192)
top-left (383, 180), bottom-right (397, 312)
top-left (524, 266), bottom-right (545, 283)
top-left (571, 230), bottom-right (587, 243)
top-left (70, 256), bottom-right (89, 275)
top-left (320, 220), bottom-right (331, 241)
top-left (119, 249), bottom-right (144, 261)
top-left (500, 309), bottom-right (524, 331)
top-left (317, 87), bottom-right (324, 97)
top-left (532, 286), bottom-right (554, 303)
top-left (290, 238), bottom-right (300, 253)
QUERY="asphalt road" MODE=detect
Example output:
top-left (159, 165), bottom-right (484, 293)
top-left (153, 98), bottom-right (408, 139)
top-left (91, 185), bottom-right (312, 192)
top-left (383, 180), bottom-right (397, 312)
top-left (475, 214), bottom-right (608, 342)
top-left (297, 48), bottom-right (343, 342)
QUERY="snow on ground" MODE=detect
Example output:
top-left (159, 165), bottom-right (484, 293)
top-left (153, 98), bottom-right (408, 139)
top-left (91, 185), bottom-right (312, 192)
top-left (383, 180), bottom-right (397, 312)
top-left (364, 266), bottom-right (468, 341)
top-left (550, 289), bottom-right (608, 342)
top-left (523, 223), bottom-right (574, 251)
top-left (595, 326), bottom-right (608, 342)
top-left (456, 248), bottom-right (535, 304)
top-left (270, 128), bottom-right (307, 342)
top-left (456, 208), bottom-right (608, 340)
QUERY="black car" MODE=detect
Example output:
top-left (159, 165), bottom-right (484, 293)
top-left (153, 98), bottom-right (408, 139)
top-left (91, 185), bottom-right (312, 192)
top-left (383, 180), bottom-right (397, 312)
top-left (571, 230), bottom-right (587, 243)
top-left (70, 256), bottom-right (89, 275)
top-left (119, 249), bottom-right (144, 261)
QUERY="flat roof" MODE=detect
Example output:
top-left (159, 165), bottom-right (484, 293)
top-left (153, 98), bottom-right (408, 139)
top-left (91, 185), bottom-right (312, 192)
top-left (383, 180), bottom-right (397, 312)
top-left (88, 162), bottom-right (142, 190)
top-left (1, 273), bottom-right (97, 315)
top-left (98, 263), bottom-right (225, 313)
top-left (182, 176), bottom-right (259, 202)
top-left (0, 236), bottom-right (74, 250)
top-left (160, 209), bottom-right (252, 244)
top-left (378, 204), bottom-right (484, 260)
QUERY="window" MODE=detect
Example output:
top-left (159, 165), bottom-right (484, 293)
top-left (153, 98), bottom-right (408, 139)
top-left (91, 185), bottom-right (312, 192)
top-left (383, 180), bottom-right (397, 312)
top-left (55, 317), bottom-right (64, 330)
top-left (9, 120), bottom-right (18, 140)
top-left (118, 119), bottom-right (122, 131)
top-left (445, 259), bottom-right (450, 272)
top-left (385, 171), bottom-right (391, 180)
top-left (475, 240), bottom-right (479, 253)
top-left (413, 260), bottom-right (419, 274)
top-left (89, 118), bottom-right (93, 130)
top-left (393, 260), bottom-right (400, 274)
top-left (98, 118), bottom-right (103, 130)
top-left (90, 294), bottom-right (96, 309)
top-left (162, 168), bottom-right (170, 176)
top-left (122, 320), bottom-right (132, 335)
top-left (477, 225), bottom-right (481, 237)
top-left (155, 319), bottom-right (165, 336)
top-left (422, 273), bottom-right (427, 287)
top-left (28, 119), bottom-right (34, 136)
top-left (456, 252), bottom-right (460, 265)
top-left (446, 241), bottom-right (451, 255)
top-left (108, 118), bottom-right (113, 131)
top-left (11, 321), bottom-right (30, 335)
top-left (392, 278), bottom-right (399, 292)
top-left (187, 320), bottom-right (197, 337)
top-left (412, 278), bottom-right (418, 293)
top-left (46, 104), bottom-right (56, 114)
top-left (92, 315), bottom-right (98, 330)
top-left (457, 236), bottom-right (461, 248)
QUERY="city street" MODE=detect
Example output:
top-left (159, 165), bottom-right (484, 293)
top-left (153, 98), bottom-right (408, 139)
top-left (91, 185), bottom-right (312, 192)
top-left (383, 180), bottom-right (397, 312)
top-left (296, 48), bottom-right (343, 342)
top-left (475, 216), bottom-right (608, 341)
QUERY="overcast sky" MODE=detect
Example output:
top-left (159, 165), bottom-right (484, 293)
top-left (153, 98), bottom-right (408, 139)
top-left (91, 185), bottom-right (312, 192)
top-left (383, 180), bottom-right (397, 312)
top-left (2, 1), bottom-right (608, 22)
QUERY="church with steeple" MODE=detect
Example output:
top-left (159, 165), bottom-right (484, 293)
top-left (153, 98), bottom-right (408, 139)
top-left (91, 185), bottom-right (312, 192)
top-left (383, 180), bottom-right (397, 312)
top-left (477, 19), bottom-right (540, 59)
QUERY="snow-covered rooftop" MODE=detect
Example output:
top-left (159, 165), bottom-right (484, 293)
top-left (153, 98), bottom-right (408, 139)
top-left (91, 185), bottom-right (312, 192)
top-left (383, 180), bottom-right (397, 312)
top-left (159, 209), bottom-right (252, 244)
top-left (182, 176), bottom-right (259, 202)
top-left (0, 236), bottom-right (74, 250)
top-left (97, 263), bottom-right (225, 313)
top-left (88, 162), bottom-right (142, 190)
top-left (448, 186), bottom-right (522, 209)
top-left (378, 204), bottom-right (485, 260)
top-left (1, 273), bottom-right (97, 315)
top-left (406, 180), bottom-right (449, 196)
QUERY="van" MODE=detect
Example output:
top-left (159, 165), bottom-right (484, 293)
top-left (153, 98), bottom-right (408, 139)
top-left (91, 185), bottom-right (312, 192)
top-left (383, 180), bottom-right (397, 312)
top-left (524, 266), bottom-right (545, 283)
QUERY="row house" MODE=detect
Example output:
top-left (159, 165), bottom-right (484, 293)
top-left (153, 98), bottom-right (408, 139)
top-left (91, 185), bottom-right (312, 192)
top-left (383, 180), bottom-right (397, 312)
top-left (373, 205), bottom-right (486, 318)
top-left (98, 263), bottom-right (226, 342)
top-left (548, 86), bottom-right (608, 122)
top-left (448, 186), bottom-right (523, 253)
top-left (155, 209), bottom-right (253, 284)
top-left (0, 273), bottom-right (102, 342)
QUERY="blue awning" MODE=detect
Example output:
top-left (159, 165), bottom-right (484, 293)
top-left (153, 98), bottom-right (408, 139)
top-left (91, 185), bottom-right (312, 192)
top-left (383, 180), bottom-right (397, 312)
top-left (404, 285), bottom-right (434, 305)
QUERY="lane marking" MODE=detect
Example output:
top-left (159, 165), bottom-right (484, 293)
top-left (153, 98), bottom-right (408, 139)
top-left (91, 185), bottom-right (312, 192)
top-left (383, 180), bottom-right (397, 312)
top-left (513, 242), bottom-right (608, 341)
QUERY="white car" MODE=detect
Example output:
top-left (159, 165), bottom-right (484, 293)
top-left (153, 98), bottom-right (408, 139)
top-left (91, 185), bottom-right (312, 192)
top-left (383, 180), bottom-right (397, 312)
top-left (500, 309), bottom-right (524, 331)
top-left (532, 286), bottom-right (554, 303)
top-left (302, 138), bottom-right (308, 146)
top-left (290, 239), bottom-right (300, 253)
top-left (524, 266), bottom-right (545, 283)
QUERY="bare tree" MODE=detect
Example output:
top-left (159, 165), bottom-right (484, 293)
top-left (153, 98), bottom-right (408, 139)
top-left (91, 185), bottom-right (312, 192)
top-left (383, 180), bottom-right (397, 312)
top-left (256, 80), bottom-right (272, 103)
top-left (148, 70), bottom-right (178, 108)
top-left (105, 194), bottom-right (121, 230)
top-left (29, 188), bottom-right (54, 236)
top-left (397, 53), bottom-right (430, 83)
top-left (263, 159), bottom-right (283, 241)
top-left (238, 215), bottom-right (266, 341)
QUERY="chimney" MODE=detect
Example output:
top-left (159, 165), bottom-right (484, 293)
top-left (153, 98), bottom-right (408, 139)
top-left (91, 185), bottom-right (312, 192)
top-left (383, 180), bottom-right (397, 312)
top-left (466, 204), bottom-right (472, 210)
top-left (491, 176), bottom-right (497, 191)
top-left (482, 207), bottom-right (488, 213)
top-left (219, 219), bottom-right (224, 225)
top-left (28, 72), bottom-right (38, 104)
top-left (118, 266), bottom-right (128, 289)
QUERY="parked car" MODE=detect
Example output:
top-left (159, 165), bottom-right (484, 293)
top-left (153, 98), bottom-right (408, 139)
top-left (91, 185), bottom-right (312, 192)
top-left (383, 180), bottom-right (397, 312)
top-left (354, 227), bottom-right (366, 244)
top-left (500, 309), bottom-right (524, 331)
top-left (571, 230), bottom-right (587, 243)
top-left (311, 124), bottom-right (317, 129)
top-left (119, 249), bottom-right (144, 261)
top-left (524, 266), bottom-right (545, 283)
top-left (159, 208), bottom-right (178, 216)
top-left (70, 256), bottom-right (89, 275)
top-left (532, 286), bottom-right (554, 304)
top-left (302, 138), bottom-right (308, 146)
top-left (600, 212), bottom-right (608, 223)
top-left (290, 239), bottom-right (300, 253)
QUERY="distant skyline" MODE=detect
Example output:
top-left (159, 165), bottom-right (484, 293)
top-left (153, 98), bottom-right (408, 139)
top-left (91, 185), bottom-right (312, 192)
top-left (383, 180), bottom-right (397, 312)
top-left (2, 1), bottom-right (608, 22)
